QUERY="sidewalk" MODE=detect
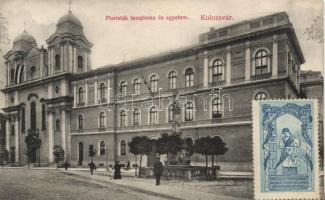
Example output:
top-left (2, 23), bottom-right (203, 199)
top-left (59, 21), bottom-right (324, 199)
top-left (59, 169), bottom-right (250, 200)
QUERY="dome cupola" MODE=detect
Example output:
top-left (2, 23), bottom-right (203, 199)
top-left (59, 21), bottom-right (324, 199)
top-left (12, 30), bottom-right (37, 52)
top-left (55, 10), bottom-right (84, 35)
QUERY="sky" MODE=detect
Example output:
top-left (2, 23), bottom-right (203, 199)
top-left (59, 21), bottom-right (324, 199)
top-left (0, 0), bottom-right (323, 73)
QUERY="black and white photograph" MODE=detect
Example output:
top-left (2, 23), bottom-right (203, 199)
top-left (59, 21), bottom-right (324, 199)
top-left (0, 0), bottom-right (323, 199)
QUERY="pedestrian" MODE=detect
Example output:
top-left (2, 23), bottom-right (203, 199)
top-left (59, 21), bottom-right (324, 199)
top-left (113, 161), bottom-right (121, 179)
top-left (153, 156), bottom-right (163, 185)
top-left (88, 161), bottom-right (96, 175)
top-left (64, 161), bottom-right (69, 170)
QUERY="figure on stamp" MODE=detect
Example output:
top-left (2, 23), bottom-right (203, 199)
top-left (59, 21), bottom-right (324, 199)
top-left (276, 128), bottom-right (301, 176)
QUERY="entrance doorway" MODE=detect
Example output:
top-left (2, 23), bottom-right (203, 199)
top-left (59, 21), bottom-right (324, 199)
top-left (78, 142), bottom-right (83, 166)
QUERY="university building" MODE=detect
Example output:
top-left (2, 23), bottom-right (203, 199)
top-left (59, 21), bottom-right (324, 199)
top-left (0, 11), bottom-right (322, 171)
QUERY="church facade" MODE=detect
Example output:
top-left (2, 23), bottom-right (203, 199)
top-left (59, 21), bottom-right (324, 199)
top-left (0, 11), bottom-right (322, 171)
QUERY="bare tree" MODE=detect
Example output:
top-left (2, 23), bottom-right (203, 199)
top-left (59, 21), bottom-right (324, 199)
top-left (304, 14), bottom-right (323, 43)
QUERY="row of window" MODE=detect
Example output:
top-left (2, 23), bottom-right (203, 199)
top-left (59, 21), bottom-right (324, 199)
top-left (83, 140), bottom-right (126, 156)
top-left (20, 102), bottom-right (47, 133)
top-left (76, 91), bottom-right (268, 130)
top-left (119, 68), bottom-right (194, 95)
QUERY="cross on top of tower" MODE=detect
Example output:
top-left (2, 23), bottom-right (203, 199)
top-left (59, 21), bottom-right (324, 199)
top-left (68, 0), bottom-right (72, 12)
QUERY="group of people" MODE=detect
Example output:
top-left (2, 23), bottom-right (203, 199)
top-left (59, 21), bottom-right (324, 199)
top-left (88, 157), bottom-right (164, 185)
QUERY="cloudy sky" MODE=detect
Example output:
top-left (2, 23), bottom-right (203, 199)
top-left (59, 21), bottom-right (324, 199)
top-left (0, 0), bottom-right (323, 72)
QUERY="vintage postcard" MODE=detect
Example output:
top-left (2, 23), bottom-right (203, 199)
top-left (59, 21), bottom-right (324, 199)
top-left (0, 0), bottom-right (323, 200)
top-left (253, 100), bottom-right (320, 199)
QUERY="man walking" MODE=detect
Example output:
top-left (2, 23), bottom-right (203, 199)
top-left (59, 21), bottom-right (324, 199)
top-left (153, 156), bottom-right (163, 185)
top-left (89, 161), bottom-right (96, 175)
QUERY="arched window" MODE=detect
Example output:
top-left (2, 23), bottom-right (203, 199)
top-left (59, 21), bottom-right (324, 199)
top-left (212, 59), bottom-right (223, 82)
top-left (255, 92), bottom-right (267, 100)
top-left (30, 102), bottom-right (36, 129)
top-left (185, 68), bottom-right (194, 87)
top-left (99, 112), bottom-right (106, 128)
top-left (99, 141), bottom-right (105, 156)
top-left (41, 104), bottom-right (46, 130)
top-left (150, 75), bottom-right (158, 92)
top-left (168, 71), bottom-right (177, 90)
top-left (149, 106), bottom-right (158, 125)
top-left (120, 81), bottom-right (127, 94)
top-left (78, 87), bottom-right (84, 104)
top-left (78, 115), bottom-right (83, 130)
top-left (55, 119), bottom-right (60, 131)
top-left (30, 66), bottom-right (36, 79)
top-left (185, 102), bottom-right (194, 121)
top-left (120, 140), bottom-right (126, 156)
top-left (99, 83), bottom-right (107, 103)
top-left (168, 106), bottom-right (174, 122)
top-left (212, 98), bottom-right (222, 118)
top-left (133, 78), bottom-right (141, 95)
top-left (21, 107), bottom-right (25, 131)
top-left (120, 110), bottom-right (127, 127)
top-left (133, 108), bottom-right (140, 125)
top-left (255, 50), bottom-right (268, 75)
top-left (78, 56), bottom-right (83, 69)
top-left (55, 54), bottom-right (60, 69)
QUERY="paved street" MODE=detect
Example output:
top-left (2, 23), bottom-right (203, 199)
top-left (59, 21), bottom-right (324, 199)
top-left (0, 168), bottom-right (169, 200)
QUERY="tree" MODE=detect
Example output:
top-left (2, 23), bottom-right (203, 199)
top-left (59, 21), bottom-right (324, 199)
top-left (194, 136), bottom-right (214, 176)
top-left (88, 145), bottom-right (97, 162)
top-left (128, 136), bottom-right (152, 177)
top-left (53, 145), bottom-right (64, 168)
top-left (210, 136), bottom-right (228, 167)
top-left (304, 14), bottom-right (323, 43)
top-left (156, 133), bottom-right (184, 165)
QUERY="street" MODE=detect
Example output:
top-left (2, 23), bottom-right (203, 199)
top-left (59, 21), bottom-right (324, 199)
top-left (0, 168), bottom-right (169, 200)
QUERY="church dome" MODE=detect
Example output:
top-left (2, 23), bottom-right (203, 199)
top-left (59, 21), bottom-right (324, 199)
top-left (57, 11), bottom-right (82, 27)
top-left (13, 30), bottom-right (36, 44)
top-left (54, 11), bottom-right (84, 36)
top-left (12, 30), bottom-right (37, 52)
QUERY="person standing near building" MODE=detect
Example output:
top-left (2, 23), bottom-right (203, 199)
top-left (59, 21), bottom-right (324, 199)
top-left (153, 157), bottom-right (163, 185)
top-left (113, 161), bottom-right (122, 179)
top-left (89, 161), bottom-right (96, 175)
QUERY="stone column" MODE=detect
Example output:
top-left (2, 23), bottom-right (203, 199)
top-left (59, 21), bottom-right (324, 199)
top-left (85, 82), bottom-right (88, 105)
top-left (48, 111), bottom-right (54, 162)
top-left (73, 47), bottom-right (77, 73)
top-left (61, 110), bottom-right (66, 159)
top-left (14, 117), bottom-right (19, 163)
top-left (14, 91), bottom-right (19, 106)
top-left (5, 118), bottom-right (10, 152)
top-left (245, 41), bottom-right (251, 81)
top-left (203, 51), bottom-right (208, 87)
top-left (73, 83), bottom-right (77, 107)
top-left (226, 46), bottom-right (231, 84)
top-left (272, 35), bottom-right (278, 77)
top-left (84, 52), bottom-right (88, 72)
top-left (60, 46), bottom-right (64, 71)
top-left (107, 78), bottom-right (111, 104)
top-left (69, 45), bottom-right (73, 72)
top-left (94, 80), bottom-right (98, 104)
top-left (48, 48), bottom-right (51, 75)
top-left (61, 79), bottom-right (67, 96)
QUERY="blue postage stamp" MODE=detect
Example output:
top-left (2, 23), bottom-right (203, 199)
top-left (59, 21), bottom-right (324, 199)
top-left (253, 100), bottom-right (320, 200)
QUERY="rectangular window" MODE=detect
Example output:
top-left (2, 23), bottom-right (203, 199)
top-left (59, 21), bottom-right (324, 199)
top-left (250, 21), bottom-right (261, 29)
top-left (263, 18), bottom-right (273, 26)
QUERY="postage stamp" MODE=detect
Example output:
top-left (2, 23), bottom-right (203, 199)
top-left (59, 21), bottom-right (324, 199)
top-left (253, 100), bottom-right (320, 200)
